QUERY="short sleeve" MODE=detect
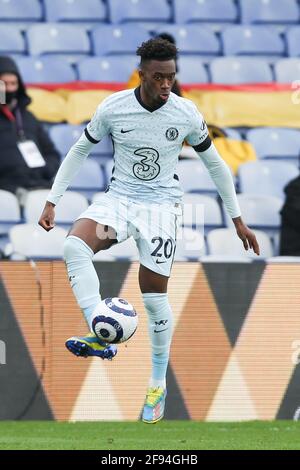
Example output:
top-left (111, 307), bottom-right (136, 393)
top-left (85, 101), bottom-right (110, 143)
top-left (185, 104), bottom-right (209, 147)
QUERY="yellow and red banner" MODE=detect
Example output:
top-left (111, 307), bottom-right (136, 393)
top-left (25, 82), bottom-right (300, 128)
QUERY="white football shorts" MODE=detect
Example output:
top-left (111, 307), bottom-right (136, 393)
top-left (76, 192), bottom-right (182, 277)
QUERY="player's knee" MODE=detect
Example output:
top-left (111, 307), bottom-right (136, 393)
top-left (63, 237), bottom-right (74, 262)
top-left (63, 236), bottom-right (93, 262)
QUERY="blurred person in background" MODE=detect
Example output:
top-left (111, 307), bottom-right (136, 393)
top-left (280, 174), bottom-right (300, 256)
top-left (0, 56), bottom-right (60, 198)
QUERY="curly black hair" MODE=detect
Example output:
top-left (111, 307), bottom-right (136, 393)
top-left (136, 37), bottom-right (178, 65)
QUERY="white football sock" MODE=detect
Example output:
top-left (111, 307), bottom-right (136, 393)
top-left (63, 235), bottom-right (101, 331)
top-left (143, 292), bottom-right (173, 391)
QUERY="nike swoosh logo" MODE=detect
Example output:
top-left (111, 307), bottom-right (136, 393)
top-left (154, 328), bottom-right (168, 333)
top-left (156, 259), bottom-right (166, 264)
top-left (121, 128), bottom-right (135, 133)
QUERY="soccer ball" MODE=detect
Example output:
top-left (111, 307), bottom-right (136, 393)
top-left (91, 297), bottom-right (138, 344)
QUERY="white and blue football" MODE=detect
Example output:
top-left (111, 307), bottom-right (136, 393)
top-left (91, 297), bottom-right (138, 344)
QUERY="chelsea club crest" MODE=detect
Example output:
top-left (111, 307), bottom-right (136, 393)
top-left (165, 127), bottom-right (179, 141)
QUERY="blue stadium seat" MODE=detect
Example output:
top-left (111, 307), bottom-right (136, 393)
top-left (210, 57), bottom-right (272, 84)
top-left (26, 24), bottom-right (90, 57)
top-left (240, 0), bottom-right (300, 25)
top-left (222, 26), bottom-right (285, 57)
top-left (24, 189), bottom-right (89, 228)
top-left (0, 26), bottom-right (25, 55)
top-left (91, 25), bottom-right (150, 56)
top-left (182, 193), bottom-right (223, 233)
top-left (16, 57), bottom-right (76, 83)
top-left (247, 128), bottom-right (300, 164)
top-left (9, 224), bottom-right (67, 260)
top-left (77, 56), bottom-right (138, 82)
top-left (223, 194), bottom-right (282, 230)
top-left (176, 160), bottom-right (218, 194)
top-left (238, 161), bottom-right (299, 199)
top-left (207, 228), bottom-right (273, 258)
top-left (69, 159), bottom-right (106, 199)
top-left (0, 0), bottom-right (42, 21)
top-left (286, 27), bottom-right (300, 57)
top-left (0, 190), bottom-right (21, 236)
top-left (155, 25), bottom-right (220, 56)
top-left (173, 0), bottom-right (238, 24)
top-left (44, 0), bottom-right (107, 23)
top-left (177, 57), bottom-right (209, 84)
top-left (108, 0), bottom-right (171, 24)
top-left (49, 124), bottom-right (84, 157)
top-left (275, 59), bottom-right (300, 83)
top-left (49, 124), bottom-right (113, 158)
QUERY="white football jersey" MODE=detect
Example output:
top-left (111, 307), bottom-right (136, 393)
top-left (86, 88), bottom-right (209, 204)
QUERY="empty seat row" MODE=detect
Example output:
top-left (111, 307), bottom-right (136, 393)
top-left (2, 24), bottom-right (300, 59)
top-left (247, 128), bottom-right (300, 163)
top-left (0, 0), bottom-right (300, 26)
top-left (15, 55), bottom-right (140, 83)
top-left (0, 179), bottom-right (286, 260)
top-left (0, 0), bottom-right (169, 24)
top-left (175, 0), bottom-right (300, 26)
top-left (6, 222), bottom-right (275, 261)
top-left (202, 57), bottom-right (299, 85)
top-left (0, 188), bottom-right (284, 241)
top-left (178, 158), bottom-right (298, 200)
top-left (12, 55), bottom-right (300, 85)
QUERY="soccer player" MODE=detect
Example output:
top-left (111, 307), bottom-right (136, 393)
top-left (39, 38), bottom-right (260, 424)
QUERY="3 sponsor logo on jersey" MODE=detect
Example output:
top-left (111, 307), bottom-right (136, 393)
top-left (133, 148), bottom-right (161, 181)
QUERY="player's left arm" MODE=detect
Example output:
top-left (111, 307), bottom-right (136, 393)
top-left (194, 137), bottom-right (260, 255)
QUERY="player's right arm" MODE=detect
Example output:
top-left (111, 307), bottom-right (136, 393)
top-left (39, 101), bottom-right (110, 231)
top-left (38, 132), bottom-right (96, 231)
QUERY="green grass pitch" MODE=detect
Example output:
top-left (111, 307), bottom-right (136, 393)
top-left (0, 421), bottom-right (300, 450)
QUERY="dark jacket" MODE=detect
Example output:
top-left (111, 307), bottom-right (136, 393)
top-left (0, 56), bottom-right (60, 194)
top-left (280, 175), bottom-right (300, 255)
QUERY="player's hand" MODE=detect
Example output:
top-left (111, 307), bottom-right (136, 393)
top-left (232, 217), bottom-right (260, 255)
top-left (38, 201), bottom-right (56, 232)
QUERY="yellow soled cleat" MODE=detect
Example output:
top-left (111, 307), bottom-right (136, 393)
top-left (65, 332), bottom-right (117, 360)
top-left (142, 387), bottom-right (167, 424)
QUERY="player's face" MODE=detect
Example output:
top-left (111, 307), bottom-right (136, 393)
top-left (139, 59), bottom-right (176, 107)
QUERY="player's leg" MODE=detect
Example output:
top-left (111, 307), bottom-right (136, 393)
top-left (139, 265), bottom-right (172, 423)
top-left (133, 202), bottom-right (181, 422)
top-left (65, 218), bottom-right (117, 327)
top-left (64, 218), bottom-right (118, 359)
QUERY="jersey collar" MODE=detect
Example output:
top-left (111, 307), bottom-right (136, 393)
top-left (134, 86), bottom-right (167, 113)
